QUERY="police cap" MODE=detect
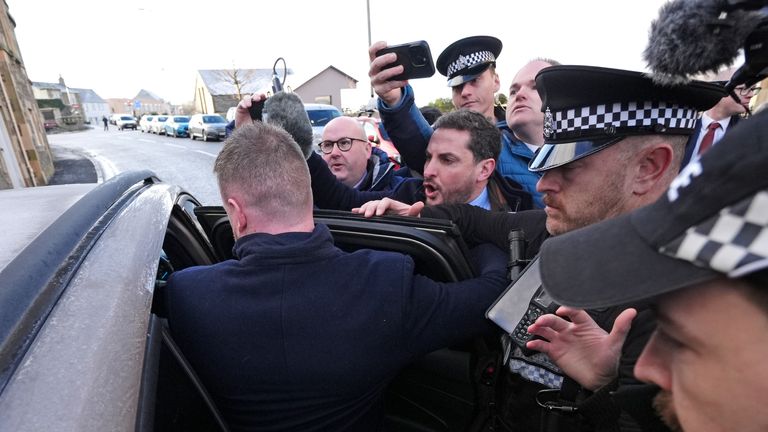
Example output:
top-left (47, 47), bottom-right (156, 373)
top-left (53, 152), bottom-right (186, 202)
top-left (529, 65), bottom-right (726, 172)
top-left (436, 36), bottom-right (502, 87)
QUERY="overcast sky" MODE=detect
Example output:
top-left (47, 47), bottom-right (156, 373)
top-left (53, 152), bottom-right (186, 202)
top-left (10, 0), bottom-right (670, 110)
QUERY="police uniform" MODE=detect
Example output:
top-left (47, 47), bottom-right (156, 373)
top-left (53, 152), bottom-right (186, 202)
top-left (539, 104), bottom-right (768, 432)
top-left (421, 65), bottom-right (725, 431)
top-left (377, 36), bottom-right (543, 208)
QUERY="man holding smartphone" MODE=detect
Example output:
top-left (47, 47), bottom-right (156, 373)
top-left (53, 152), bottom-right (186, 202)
top-left (369, 36), bottom-right (550, 208)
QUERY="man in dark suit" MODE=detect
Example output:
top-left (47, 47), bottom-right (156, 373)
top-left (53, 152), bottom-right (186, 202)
top-left (164, 121), bottom-right (509, 432)
top-left (680, 81), bottom-right (757, 166)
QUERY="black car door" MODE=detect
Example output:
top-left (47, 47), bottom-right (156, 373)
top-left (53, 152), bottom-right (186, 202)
top-left (193, 206), bottom-right (502, 432)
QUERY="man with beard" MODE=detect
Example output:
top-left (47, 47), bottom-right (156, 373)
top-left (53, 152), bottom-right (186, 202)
top-left (354, 65), bottom-right (725, 431)
top-left (536, 108), bottom-right (768, 432)
top-left (368, 36), bottom-right (555, 207)
top-left (307, 109), bottom-right (531, 212)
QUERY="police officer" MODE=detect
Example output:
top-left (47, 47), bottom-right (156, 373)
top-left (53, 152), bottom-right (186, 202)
top-left (369, 36), bottom-right (547, 208)
top-left (537, 107), bottom-right (768, 432)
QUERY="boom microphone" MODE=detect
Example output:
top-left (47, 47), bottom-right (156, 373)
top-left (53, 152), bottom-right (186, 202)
top-left (644, 0), bottom-right (763, 85)
top-left (263, 92), bottom-right (314, 159)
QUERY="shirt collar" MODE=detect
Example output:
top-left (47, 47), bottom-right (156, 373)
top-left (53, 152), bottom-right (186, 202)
top-left (468, 186), bottom-right (491, 210)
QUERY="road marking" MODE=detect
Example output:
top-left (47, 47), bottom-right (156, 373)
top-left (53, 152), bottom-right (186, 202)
top-left (194, 150), bottom-right (218, 158)
top-left (138, 139), bottom-right (154, 143)
top-left (164, 143), bottom-right (186, 149)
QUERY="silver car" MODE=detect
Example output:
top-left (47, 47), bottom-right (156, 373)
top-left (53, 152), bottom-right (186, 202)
top-left (139, 115), bottom-right (154, 133)
top-left (304, 103), bottom-right (342, 145)
top-left (1, 171), bottom-right (508, 431)
top-left (188, 114), bottom-right (228, 142)
top-left (150, 115), bottom-right (169, 135)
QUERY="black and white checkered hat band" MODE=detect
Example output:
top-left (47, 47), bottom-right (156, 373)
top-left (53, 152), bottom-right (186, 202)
top-left (660, 190), bottom-right (768, 277)
top-left (552, 101), bottom-right (698, 135)
top-left (446, 50), bottom-right (495, 76)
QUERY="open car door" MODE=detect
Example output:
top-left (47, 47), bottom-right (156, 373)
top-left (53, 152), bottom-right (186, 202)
top-left (194, 207), bottom-right (501, 432)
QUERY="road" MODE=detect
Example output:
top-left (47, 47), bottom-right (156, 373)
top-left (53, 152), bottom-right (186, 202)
top-left (48, 126), bottom-right (224, 205)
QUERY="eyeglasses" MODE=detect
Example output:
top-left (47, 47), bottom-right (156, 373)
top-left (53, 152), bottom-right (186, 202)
top-left (736, 86), bottom-right (761, 96)
top-left (317, 137), bottom-right (367, 154)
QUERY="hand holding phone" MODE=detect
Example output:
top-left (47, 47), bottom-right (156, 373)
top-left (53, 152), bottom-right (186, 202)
top-left (376, 40), bottom-right (436, 81)
top-left (248, 98), bottom-right (265, 122)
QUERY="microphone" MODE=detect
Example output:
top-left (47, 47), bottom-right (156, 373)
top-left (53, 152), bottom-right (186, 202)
top-left (644, 0), bottom-right (763, 85)
top-left (263, 92), bottom-right (314, 159)
top-left (726, 20), bottom-right (768, 89)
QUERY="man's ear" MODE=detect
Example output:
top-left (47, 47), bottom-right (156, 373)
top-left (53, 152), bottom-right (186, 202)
top-left (476, 158), bottom-right (496, 183)
top-left (492, 71), bottom-right (501, 93)
top-left (226, 197), bottom-right (248, 239)
top-left (633, 144), bottom-right (674, 195)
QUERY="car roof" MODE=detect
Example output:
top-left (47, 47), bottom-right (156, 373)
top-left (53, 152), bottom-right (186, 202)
top-left (0, 184), bottom-right (95, 273)
top-left (304, 103), bottom-right (340, 111)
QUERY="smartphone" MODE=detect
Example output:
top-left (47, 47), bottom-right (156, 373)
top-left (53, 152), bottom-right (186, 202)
top-left (486, 258), bottom-right (560, 356)
top-left (248, 98), bottom-right (265, 122)
top-left (376, 40), bottom-right (436, 81)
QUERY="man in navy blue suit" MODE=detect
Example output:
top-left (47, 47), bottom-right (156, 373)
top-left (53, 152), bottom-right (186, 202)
top-left (164, 121), bottom-right (509, 432)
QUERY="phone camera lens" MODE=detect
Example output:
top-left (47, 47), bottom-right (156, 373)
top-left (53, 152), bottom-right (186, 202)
top-left (409, 47), bottom-right (428, 66)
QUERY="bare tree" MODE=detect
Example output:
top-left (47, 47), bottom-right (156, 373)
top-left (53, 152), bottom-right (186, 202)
top-left (224, 64), bottom-right (255, 101)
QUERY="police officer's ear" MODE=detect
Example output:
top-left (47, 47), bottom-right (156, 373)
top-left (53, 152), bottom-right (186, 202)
top-left (632, 139), bottom-right (676, 195)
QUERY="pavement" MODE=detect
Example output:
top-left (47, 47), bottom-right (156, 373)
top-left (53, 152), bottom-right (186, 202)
top-left (47, 143), bottom-right (98, 185)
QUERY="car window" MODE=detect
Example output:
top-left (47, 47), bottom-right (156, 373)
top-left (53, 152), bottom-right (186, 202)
top-left (203, 115), bottom-right (225, 123)
top-left (157, 116), bottom-right (168, 122)
top-left (174, 116), bottom-right (189, 122)
top-left (361, 121), bottom-right (377, 138)
top-left (306, 109), bottom-right (341, 127)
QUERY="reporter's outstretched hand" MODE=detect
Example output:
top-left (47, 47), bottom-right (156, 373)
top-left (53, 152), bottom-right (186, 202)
top-left (352, 198), bottom-right (424, 218)
top-left (526, 306), bottom-right (637, 391)
top-left (368, 41), bottom-right (407, 107)
top-left (234, 94), bottom-right (267, 129)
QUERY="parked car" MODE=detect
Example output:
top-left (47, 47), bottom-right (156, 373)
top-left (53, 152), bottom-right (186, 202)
top-left (116, 115), bottom-right (137, 131)
top-left (109, 113), bottom-right (125, 125)
top-left (150, 115), bottom-right (169, 135)
top-left (356, 114), bottom-right (401, 164)
top-left (188, 114), bottom-right (228, 142)
top-left (139, 115), bottom-right (154, 133)
top-left (163, 116), bottom-right (190, 137)
top-left (304, 103), bottom-right (342, 145)
top-left (43, 119), bottom-right (57, 130)
top-left (0, 169), bottom-right (494, 431)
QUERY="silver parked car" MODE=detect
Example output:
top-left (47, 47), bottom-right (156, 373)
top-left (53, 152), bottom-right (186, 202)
top-left (188, 114), bottom-right (227, 142)
top-left (150, 115), bottom-right (169, 135)
top-left (304, 103), bottom-right (342, 145)
top-left (139, 115), bottom-right (154, 133)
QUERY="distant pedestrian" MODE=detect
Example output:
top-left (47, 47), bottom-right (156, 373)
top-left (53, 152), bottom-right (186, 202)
top-left (102, 116), bottom-right (108, 131)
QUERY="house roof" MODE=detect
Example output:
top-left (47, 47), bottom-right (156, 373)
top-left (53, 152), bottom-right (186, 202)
top-left (134, 89), bottom-right (165, 101)
top-left (32, 82), bottom-right (107, 103)
top-left (292, 66), bottom-right (358, 91)
top-left (32, 81), bottom-right (66, 91)
top-left (197, 69), bottom-right (294, 95)
top-left (71, 88), bottom-right (106, 103)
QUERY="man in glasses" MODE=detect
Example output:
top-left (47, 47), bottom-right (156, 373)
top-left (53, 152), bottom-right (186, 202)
top-left (680, 69), bottom-right (757, 166)
top-left (318, 116), bottom-right (407, 192)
